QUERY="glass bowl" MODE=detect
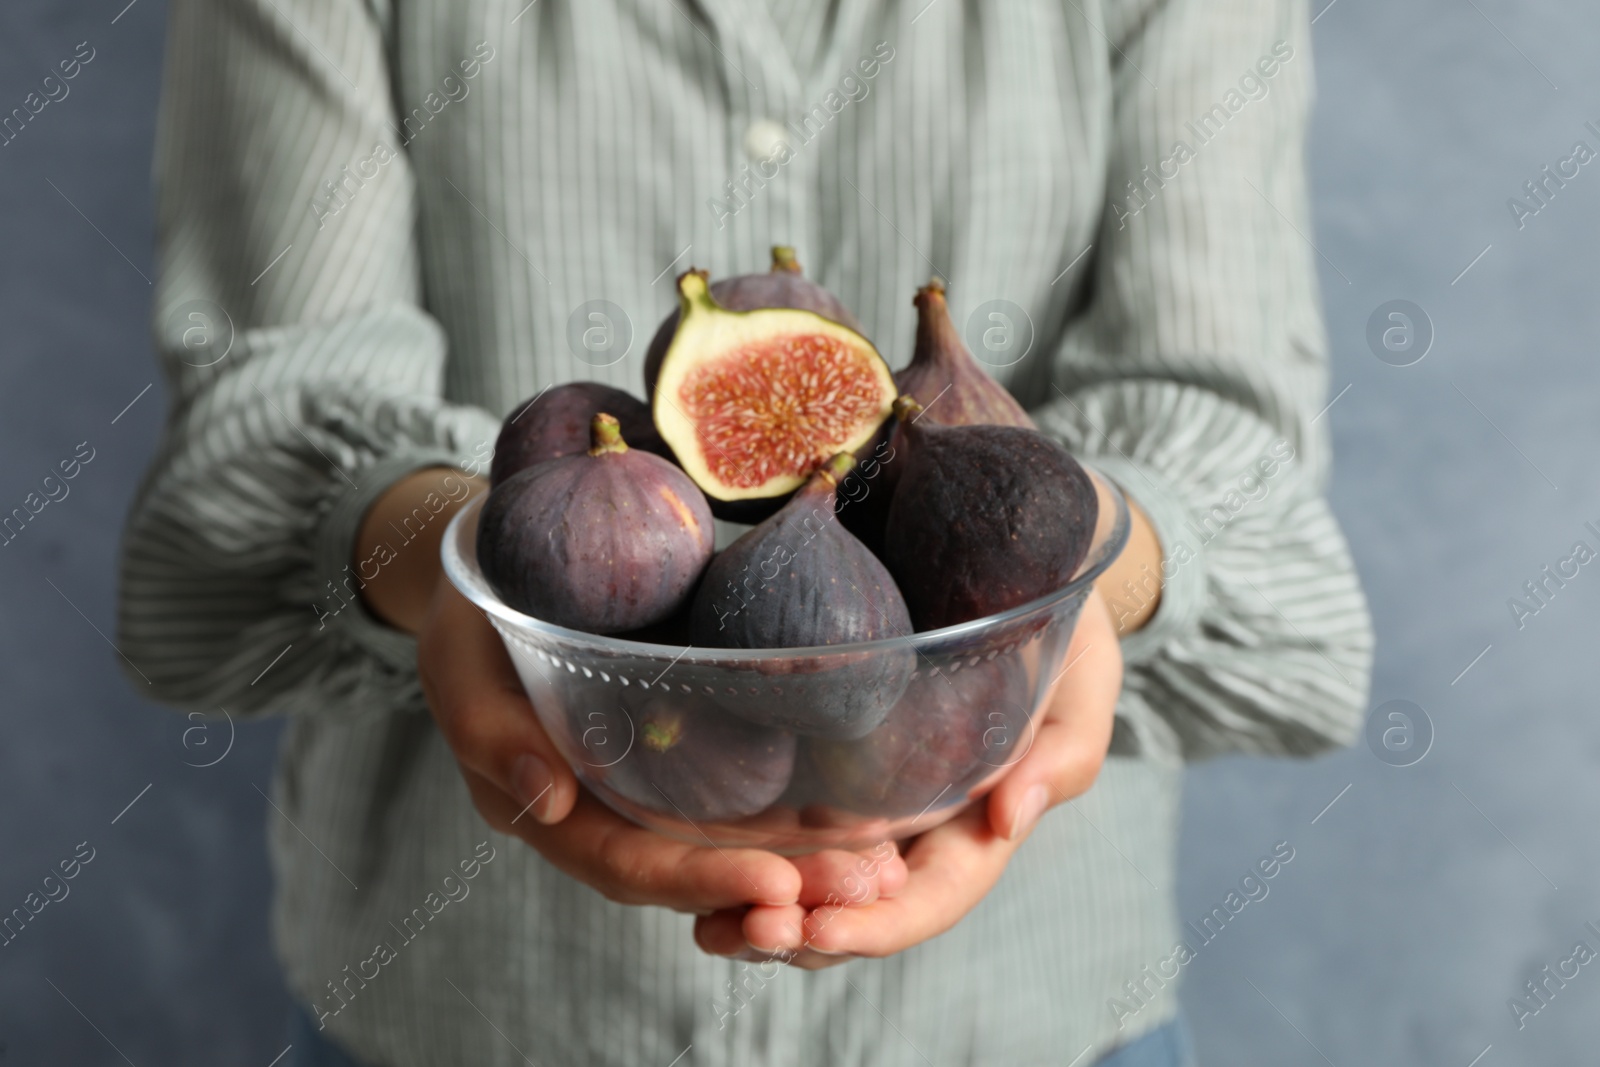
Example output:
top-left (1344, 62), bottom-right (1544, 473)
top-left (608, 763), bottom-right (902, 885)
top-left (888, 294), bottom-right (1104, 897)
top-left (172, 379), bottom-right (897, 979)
top-left (442, 466), bottom-right (1129, 854)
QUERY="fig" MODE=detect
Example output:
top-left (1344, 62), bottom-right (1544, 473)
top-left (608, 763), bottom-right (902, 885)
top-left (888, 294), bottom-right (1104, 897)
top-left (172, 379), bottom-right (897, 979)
top-left (689, 453), bottom-right (914, 739)
top-left (808, 656), bottom-right (1032, 817)
top-left (489, 382), bottom-right (666, 487)
top-left (651, 270), bottom-right (896, 518)
top-left (838, 281), bottom-right (1033, 553)
top-left (896, 279), bottom-right (1034, 428)
top-left (691, 453), bottom-right (909, 648)
top-left (477, 413), bottom-right (713, 633)
top-left (882, 397), bottom-right (1098, 630)
top-left (832, 432), bottom-right (902, 557)
top-left (569, 690), bottom-right (796, 823)
top-left (613, 603), bottom-right (694, 647)
top-left (642, 246), bottom-right (865, 398)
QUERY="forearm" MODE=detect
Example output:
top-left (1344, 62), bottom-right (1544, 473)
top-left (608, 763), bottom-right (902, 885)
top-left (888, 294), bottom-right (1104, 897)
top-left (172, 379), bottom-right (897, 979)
top-left (357, 467), bottom-right (488, 635)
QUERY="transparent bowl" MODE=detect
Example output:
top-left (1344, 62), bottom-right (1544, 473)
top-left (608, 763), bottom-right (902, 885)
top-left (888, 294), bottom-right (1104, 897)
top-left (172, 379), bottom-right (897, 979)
top-left (442, 467), bottom-right (1129, 854)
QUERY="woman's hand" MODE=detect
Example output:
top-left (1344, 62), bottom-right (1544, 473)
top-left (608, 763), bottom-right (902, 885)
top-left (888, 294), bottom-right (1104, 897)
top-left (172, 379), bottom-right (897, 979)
top-left (695, 589), bottom-right (1122, 965)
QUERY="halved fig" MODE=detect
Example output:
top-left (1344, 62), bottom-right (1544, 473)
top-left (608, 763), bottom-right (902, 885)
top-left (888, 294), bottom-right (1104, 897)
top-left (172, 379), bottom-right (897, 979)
top-left (652, 269), bottom-right (896, 516)
top-left (642, 246), bottom-right (865, 398)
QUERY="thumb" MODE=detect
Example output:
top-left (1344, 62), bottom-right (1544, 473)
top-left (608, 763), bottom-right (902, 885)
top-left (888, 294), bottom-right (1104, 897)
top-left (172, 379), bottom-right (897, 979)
top-left (419, 573), bottom-right (581, 825)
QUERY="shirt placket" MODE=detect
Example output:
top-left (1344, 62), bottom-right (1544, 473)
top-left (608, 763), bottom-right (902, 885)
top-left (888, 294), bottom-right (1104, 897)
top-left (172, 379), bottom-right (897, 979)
top-left (689, 0), bottom-right (810, 269)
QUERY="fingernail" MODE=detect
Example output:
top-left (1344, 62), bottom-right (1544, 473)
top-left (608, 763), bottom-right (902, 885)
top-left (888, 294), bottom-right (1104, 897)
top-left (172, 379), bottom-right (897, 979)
top-left (805, 942), bottom-right (849, 956)
top-left (512, 754), bottom-right (556, 824)
top-left (1008, 784), bottom-right (1050, 841)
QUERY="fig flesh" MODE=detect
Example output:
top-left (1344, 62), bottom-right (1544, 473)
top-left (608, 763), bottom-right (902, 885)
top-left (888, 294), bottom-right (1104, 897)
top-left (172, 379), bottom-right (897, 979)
top-left (651, 270), bottom-right (896, 516)
top-left (477, 414), bottom-right (714, 633)
top-left (882, 397), bottom-right (1098, 630)
top-left (808, 656), bottom-right (1032, 817)
top-left (643, 246), bottom-right (865, 398)
top-left (490, 382), bottom-right (666, 487)
top-left (568, 690), bottom-right (796, 823)
top-left (690, 453), bottom-right (914, 738)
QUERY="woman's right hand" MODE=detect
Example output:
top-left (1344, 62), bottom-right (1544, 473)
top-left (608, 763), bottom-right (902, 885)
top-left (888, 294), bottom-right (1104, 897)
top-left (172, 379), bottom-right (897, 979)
top-left (417, 571), bottom-right (906, 915)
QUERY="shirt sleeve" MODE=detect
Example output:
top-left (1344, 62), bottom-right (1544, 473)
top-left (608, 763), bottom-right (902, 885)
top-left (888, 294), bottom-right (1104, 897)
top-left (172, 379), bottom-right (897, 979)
top-left (1029, 0), bottom-right (1374, 762)
top-left (117, 0), bottom-right (500, 717)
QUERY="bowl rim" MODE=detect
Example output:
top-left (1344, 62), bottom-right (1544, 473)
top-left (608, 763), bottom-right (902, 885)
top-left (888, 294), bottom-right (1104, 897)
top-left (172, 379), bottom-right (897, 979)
top-left (442, 461), bottom-right (1130, 660)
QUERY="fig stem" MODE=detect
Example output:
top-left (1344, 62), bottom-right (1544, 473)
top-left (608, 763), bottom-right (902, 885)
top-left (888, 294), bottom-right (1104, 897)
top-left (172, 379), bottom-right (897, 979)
top-left (641, 716), bottom-right (682, 753)
top-left (892, 395), bottom-right (925, 424)
top-left (675, 268), bottom-right (718, 317)
top-left (818, 452), bottom-right (857, 486)
top-left (911, 281), bottom-right (965, 374)
top-left (588, 412), bottom-right (629, 455)
top-left (770, 246), bottom-right (802, 274)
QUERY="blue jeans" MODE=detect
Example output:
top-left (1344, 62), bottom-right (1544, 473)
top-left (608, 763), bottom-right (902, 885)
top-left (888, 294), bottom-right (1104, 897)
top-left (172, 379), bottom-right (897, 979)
top-left (1093, 1015), bottom-right (1198, 1066)
top-left (285, 1004), bottom-right (1196, 1066)
top-left (285, 1006), bottom-right (370, 1067)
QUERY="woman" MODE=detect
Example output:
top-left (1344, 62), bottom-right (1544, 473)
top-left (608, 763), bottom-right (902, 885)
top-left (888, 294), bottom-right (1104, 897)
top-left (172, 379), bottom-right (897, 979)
top-left (120, 0), bottom-right (1371, 1063)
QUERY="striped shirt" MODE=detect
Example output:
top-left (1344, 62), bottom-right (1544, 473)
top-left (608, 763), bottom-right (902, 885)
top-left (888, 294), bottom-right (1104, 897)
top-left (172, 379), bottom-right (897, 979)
top-left (119, 0), bottom-right (1372, 1063)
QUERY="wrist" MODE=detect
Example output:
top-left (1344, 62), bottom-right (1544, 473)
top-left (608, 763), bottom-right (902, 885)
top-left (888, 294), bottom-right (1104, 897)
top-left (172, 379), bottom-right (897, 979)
top-left (1093, 496), bottom-right (1163, 637)
top-left (355, 466), bottom-right (487, 635)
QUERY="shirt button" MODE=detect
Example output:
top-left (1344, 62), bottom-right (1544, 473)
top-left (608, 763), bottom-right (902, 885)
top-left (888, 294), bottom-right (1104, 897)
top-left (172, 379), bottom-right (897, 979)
top-left (744, 119), bottom-right (792, 163)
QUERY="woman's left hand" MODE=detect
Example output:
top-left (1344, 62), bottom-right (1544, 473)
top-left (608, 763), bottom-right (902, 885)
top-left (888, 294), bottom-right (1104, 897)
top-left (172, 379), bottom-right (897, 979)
top-left (694, 589), bottom-right (1123, 968)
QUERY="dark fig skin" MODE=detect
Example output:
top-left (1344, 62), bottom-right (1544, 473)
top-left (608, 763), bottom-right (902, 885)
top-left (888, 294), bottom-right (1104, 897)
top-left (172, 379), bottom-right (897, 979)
top-left (895, 279), bottom-right (1035, 429)
top-left (691, 453), bottom-right (910, 650)
top-left (704, 494), bottom-right (788, 527)
top-left (570, 692), bottom-right (797, 823)
top-left (808, 656), bottom-right (1031, 817)
top-left (690, 453), bottom-right (914, 739)
top-left (839, 281), bottom-right (1033, 553)
top-left (642, 246), bottom-right (865, 398)
top-left (612, 602), bottom-right (694, 646)
top-left (477, 414), bottom-right (714, 633)
top-left (882, 397), bottom-right (1098, 631)
top-left (490, 382), bottom-right (666, 487)
top-left (835, 418), bottom-right (905, 557)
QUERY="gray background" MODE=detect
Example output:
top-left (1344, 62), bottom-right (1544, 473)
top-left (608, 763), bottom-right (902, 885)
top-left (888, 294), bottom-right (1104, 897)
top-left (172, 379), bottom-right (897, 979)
top-left (1, 0), bottom-right (1595, 1063)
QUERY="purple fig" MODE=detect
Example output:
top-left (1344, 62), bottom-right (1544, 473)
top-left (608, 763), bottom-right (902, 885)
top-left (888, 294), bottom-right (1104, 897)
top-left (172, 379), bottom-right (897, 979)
top-left (882, 396), bottom-right (1098, 630)
top-left (896, 279), bottom-right (1034, 428)
top-left (490, 382), bottom-right (667, 487)
top-left (571, 692), bottom-right (796, 823)
top-left (688, 453), bottom-right (914, 739)
top-left (808, 656), bottom-right (1032, 817)
top-left (477, 413), bottom-right (713, 633)
top-left (690, 453), bottom-right (909, 649)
